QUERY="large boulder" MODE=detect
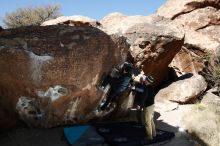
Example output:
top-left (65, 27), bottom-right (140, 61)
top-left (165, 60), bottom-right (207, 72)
top-left (156, 0), bottom-right (220, 20)
top-left (101, 13), bottom-right (185, 84)
top-left (157, 0), bottom-right (220, 74)
top-left (0, 25), bottom-right (129, 128)
top-left (155, 74), bottom-right (207, 103)
top-left (169, 47), bottom-right (205, 76)
top-left (198, 25), bottom-right (220, 43)
top-left (41, 15), bottom-right (102, 28)
top-left (202, 88), bottom-right (220, 108)
top-left (100, 12), bottom-right (155, 35)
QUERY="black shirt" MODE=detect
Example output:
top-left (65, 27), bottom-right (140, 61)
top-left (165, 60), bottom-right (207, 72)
top-left (134, 83), bottom-right (155, 107)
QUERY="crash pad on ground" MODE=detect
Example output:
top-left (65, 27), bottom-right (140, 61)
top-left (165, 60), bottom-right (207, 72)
top-left (64, 121), bottom-right (175, 146)
top-left (64, 125), bottom-right (105, 146)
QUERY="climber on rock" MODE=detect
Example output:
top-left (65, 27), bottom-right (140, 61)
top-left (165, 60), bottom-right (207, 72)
top-left (96, 62), bottom-right (139, 111)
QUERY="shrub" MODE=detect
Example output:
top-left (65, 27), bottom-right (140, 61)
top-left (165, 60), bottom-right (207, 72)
top-left (3, 4), bottom-right (61, 28)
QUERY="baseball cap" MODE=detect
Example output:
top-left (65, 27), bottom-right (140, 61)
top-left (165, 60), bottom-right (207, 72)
top-left (145, 75), bottom-right (154, 83)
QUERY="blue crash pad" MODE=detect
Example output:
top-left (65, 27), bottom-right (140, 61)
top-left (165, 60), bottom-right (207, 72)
top-left (64, 125), bottom-right (89, 145)
top-left (63, 125), bottom-right (105, 146)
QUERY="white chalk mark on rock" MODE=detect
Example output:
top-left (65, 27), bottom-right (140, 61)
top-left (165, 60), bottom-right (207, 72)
top-left (37, 85), bottom-right (68, 101)
top-left (29, 52), bottom-right (52, 85)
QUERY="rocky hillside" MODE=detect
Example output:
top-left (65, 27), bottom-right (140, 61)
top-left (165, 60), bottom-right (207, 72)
top-left (0, 0), bottom-right (219, 134)
top-left (157, 0), bottom-right (220, 75)
top-left (0, 14), bottom-right (185, 128)
top-left (101, 12), bottom-right (185, 84)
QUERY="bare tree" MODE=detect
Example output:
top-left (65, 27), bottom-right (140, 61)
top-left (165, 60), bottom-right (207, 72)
top-left (3, 4), bottom-right (61, 28)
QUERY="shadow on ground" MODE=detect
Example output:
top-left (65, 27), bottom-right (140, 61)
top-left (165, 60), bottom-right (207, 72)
top-left (0, 110), bottom-right (197, 146)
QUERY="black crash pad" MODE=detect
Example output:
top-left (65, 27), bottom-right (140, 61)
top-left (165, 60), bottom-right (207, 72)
top-left (93, 122), bottom-right (175, 146)
top-left (64, 121), bottom-right (175, 146)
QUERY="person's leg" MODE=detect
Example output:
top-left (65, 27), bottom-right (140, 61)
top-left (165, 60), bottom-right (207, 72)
top-left (136, 107), bottom-right (142, 123)
top-left (140, 106), bottom-right (145, 124)
top-left (150, 105), bottom-right (156, 137)
top-left (151, 117), bottom-right (156, 137)
top-left (101, 74), bottom-right (112, 88)
top-left (100, 90), bottom-right (114, 110)
top-left (143, 105), bottom-right (155, 140)
top-left (100, 89), bottom-right (122, 110)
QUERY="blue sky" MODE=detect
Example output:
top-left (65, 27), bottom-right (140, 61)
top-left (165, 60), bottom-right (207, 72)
top-left (0, 0), bottom-right (166, 26)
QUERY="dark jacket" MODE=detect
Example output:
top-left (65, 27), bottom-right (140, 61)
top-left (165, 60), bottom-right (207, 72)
top-left (134, 83), bottom-right (155, 107)
top-left (113, 73), bottom-right (132, 92)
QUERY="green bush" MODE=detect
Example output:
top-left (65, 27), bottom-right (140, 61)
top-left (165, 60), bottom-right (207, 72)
top-left (3, 4), bottom-right (61, 28)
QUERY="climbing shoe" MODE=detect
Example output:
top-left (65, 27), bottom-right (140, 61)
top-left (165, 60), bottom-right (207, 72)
top-left (96, 85), bottom-right (105, 91)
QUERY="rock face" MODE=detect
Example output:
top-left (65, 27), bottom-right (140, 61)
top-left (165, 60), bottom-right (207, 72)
top-left (155, 74), bottom-right (207, 103)
top-left (101, 13), bottom-right (185, 84)
top-left (156, 0), bottom-right (220, 21)
top-left (0, 26), bottom-right (129, 128)
top-left (157, 0), bottom-right (220, 74)
top-left (100, 12), bottom-right (154, 35)
top-left (169, 47), bottom-right (204, 76)
top-left (202, 92), bottom-right (220, 106)
top-left (41, 15), bottom-right (102, 28)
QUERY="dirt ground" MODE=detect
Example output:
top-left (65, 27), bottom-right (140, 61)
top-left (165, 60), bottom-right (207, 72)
top-left (0, 107), bottom-right (199, 146)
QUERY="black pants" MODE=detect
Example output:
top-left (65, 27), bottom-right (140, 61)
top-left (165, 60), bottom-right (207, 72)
top-left (136, 106), bottom-right (144, 123)
top-left (101, 74), bottom-right (119, 89)
top-left (100, 88), bottom-right (123, 110)
top-left (100, 74), bottom-right (129, 110)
